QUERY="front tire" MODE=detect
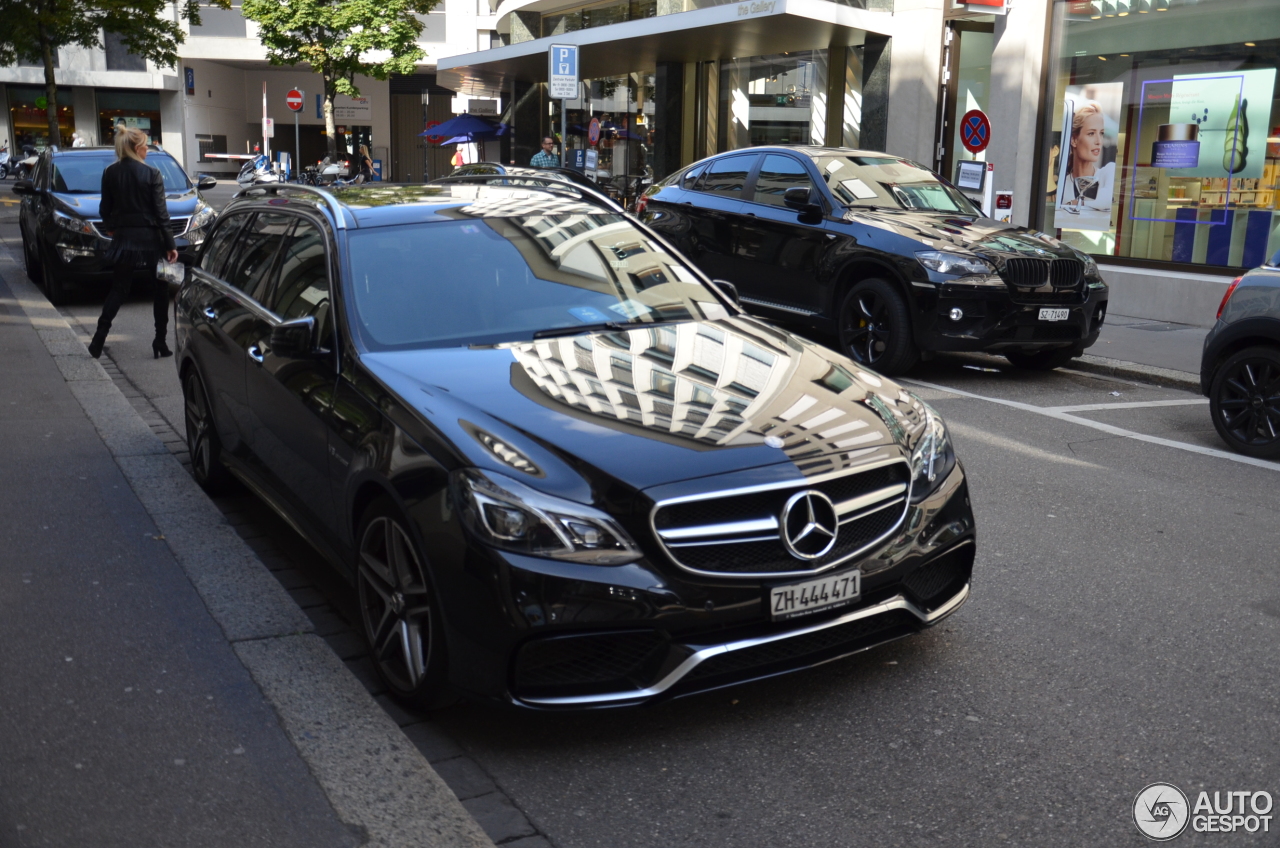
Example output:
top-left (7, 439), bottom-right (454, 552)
top-left (182, 368), bottom-right (234, 493)
top-left (22, 234), bottom-right (42, 284)
top-left (1209, 346), bottom-right (1280, 459)
top-left (837, 279), bottom-right (918, 376)
top-left (1004, 346), bottom-right (1081, 371)
top-left (41, 244), bottom-right (69, 306)
top-left (356, 498), bottom-right (454, 710)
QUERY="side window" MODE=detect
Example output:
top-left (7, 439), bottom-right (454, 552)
top-left (198, 213), bottom-right (248, 278)
top-left (266, 218), bottom-right (331, 344)
top-left (753, 155), bottom-right (814, 208)
top-left (681, 163), bottom-right (706, 189)
top-left (697, 155), bottom-right (755, 197)
top-left (222, 213), bottom-right (293, 302)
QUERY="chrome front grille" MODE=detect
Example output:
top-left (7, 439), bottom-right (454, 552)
top-left (1001, 258), bottom-right (1083, 288)
top-left (651, 459), bottom-right (912, 578)
top-left (89, 217), bottom-right (189, 239)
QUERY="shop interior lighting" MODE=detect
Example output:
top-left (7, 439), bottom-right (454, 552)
top-left (1116, 0), bottom-right (1130, 15)
top-left (1244, 42), bottom-right (1256, 46)
top-left (1101, 0), bottom-right (1117, 16)
top-left (1134, 0), bottom-right (1151, 11)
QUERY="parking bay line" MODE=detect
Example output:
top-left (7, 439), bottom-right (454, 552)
top-left (904, 379), bottom-right (1280, 474)
top-left (1045, 398), bottom-right (1208, 413)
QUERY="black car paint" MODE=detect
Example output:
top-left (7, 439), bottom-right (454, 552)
top-left (17, 147), bottom-right (212, 290)
top-left (642, 146), bottom-right (1109, 357)
top-left (1200, 257), bottom-right (1280, 394)
top-left (175, 185), bottom-right (975, 707)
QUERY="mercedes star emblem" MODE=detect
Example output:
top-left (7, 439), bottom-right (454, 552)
top-left (780, 490), bottom-right (839, 560)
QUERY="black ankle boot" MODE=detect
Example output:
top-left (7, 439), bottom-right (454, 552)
top-left (152, 338), bottom-right (173, 359)
top-left (88, 329), bottom-right (107, 359)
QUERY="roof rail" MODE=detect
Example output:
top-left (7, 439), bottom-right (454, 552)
top-left (427, 173), bottom-right (626, 214)
top-left (232, 183), bottom-right (348, 229)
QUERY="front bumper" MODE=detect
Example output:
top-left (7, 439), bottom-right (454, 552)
top-left (921, 283), bottom-right (1109, 353)
top-left (432, 462), bottom-right (975, 708)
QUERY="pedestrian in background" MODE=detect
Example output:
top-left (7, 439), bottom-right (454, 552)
top-left (70, 132), bottom-right (87, 147)
top-left (357, 144), bottom-right (374, 182)
top-left (90, 127), bottom-right (178, 360)
top-left (531, 136), bottom-right (559, 168)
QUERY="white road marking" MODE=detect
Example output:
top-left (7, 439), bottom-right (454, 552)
top-left (906, 379), bottom-right (1280, 473)
top-left (1046, 399), bottom-right (1209, 413)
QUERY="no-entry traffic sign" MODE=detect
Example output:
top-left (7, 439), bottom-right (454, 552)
top-left (960, 109), bottom-right (991, 154)
top-left (286, 89), bottom-right (305, 112)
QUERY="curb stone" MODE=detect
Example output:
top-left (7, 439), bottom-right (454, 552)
top-left (1066, 354), bottom-right (1201, 393)
top-left (0, 248), bottom-right (496, 848)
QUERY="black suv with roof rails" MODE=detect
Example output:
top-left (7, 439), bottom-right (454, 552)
top-left (640, 146), bottom-right (1110, 375)
top-left (174, 177), bottom-right (975, 710)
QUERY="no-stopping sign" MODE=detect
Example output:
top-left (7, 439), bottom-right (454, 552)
top-left (960, 109), bottom-right (991, 154)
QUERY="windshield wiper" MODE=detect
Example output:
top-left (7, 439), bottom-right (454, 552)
top-left (532, 321), bottom-right (630, 339)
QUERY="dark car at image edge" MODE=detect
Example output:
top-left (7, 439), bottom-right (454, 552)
top-left (640, 145), bottom-right (1109, 375)
top-left (173, 177), bottom-right (976, 710)
top-left (15, 145), bottom-right (218, 304)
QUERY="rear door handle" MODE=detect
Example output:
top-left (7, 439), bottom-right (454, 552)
top-left (248, 345), bottom-right (264, 364)
top-left (203, 307), bottom-right (218, 320)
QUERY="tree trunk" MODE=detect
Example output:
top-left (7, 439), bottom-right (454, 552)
top-left (322, 75), bottom-right (337, 160)
top-left (38, 19), bottom-right (59, 147)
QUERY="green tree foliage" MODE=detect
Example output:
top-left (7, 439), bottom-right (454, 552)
top-left (242, 0), bottom-right (438, 159)
top-left (0, 0), bottom-right (223, 146)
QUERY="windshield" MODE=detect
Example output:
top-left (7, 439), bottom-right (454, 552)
top-left (346, 214), bottom-right (731, 350)
top-left (814, 155), bottom-right (980, 215)
top-left (51, 153), bottom-right (192, 193)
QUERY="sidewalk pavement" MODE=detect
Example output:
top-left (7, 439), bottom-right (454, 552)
top-left (0, 251), bottom-right (494, 847)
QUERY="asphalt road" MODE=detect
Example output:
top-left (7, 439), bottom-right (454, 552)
top-left (5, 178), bottom-right (1275, 846)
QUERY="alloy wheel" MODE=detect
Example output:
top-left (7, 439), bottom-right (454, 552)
top-left (184, 372), bottom-right (215, 481)
top-left (843, 291), bottom-right (891, 366)
top-left (358, 516), bottom-right (435, 693)
top-left (1214, 356), bottom-right (1280, 452)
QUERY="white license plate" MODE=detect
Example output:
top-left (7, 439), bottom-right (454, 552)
top-left (1039, 308), bottom-right (1070, 322)
top-left (769, 571), bottom-right (861, 621)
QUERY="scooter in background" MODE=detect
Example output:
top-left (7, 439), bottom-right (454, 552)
top-left (236, 152), bottom-right (281, 188)
top-left (12, 145), bottom-right (38, 180)
top-left (0, 146), bottom-right (11, 180)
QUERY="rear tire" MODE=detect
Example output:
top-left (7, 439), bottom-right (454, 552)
top-left (1209, 346), bottom-right (1280, 459)
top-left (1004, 346), bottom-right (1081, 371)
top-left (837, 278), bottom-right (918, 376)
top-left (356, 497), bottom-right (455, 711)
top-left (182, 368), bottom-right (234, 494)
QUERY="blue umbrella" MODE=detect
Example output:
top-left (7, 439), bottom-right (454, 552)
top-left (419, 114), bottom-right (501, 141)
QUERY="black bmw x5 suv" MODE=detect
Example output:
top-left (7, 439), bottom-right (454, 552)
top-left (175, 178), bottom-right (975, 709)
top-left (641, 146), bottom-right (1109, 375)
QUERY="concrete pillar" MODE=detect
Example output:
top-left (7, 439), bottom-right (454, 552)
top-left (159, 90), bottom-right (186, 167)
top-left (653, 61), bottom-right (683, 180)
top-left (510, 11), bottom-right (539, 43)
top-left (861, 35), bottom-right (892, 153)
top-left (72, 87), bottom-right (97, 145)
top-left (986, 0), bottom-right (1051, 227)
top-left (882, 0), bottom-right (943, 163)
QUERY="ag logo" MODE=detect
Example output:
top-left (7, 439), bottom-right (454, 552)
top-left (1134, 783), bottom-right (1190, 841)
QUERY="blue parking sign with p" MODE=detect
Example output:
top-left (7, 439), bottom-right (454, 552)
top-left (548, 44), bottom-right (579, 99)
top-left (556, 46), bottom-right (575, 77)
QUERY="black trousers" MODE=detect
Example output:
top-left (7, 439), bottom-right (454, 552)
top-left (93, 251), bottom-right (168, 346)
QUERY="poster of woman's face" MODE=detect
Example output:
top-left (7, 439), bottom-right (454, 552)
top-left (1053, 82), bottom-right (1124, 232)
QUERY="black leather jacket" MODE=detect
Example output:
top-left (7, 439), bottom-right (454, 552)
top-left (99, 158), bottom-right (176, 252)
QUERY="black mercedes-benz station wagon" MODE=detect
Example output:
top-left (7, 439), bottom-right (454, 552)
top-left (174, 178), bottom-right (975, 709)
top-left (640, 146), bottom-right (1109, 375)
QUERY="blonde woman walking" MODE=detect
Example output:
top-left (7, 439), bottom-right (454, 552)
top-left (91, 127), bottom-right (177, 359)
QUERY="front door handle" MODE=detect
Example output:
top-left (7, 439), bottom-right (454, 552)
top-left (203, 307), bottom-right (218, 320)
top-left (248, 345), bottom-right (264, 364)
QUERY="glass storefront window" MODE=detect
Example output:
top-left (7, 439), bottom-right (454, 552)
top-left (7, 87), bottom-right (75, 150)
top-left (549, 72), bottom-right (656, 202)
top-left (542, 0), bottom-right (655, 37)
top-left (1039, 0), bottom-right (1280, 269)
top-left (97, 90), bottom-right (163, 146)
top-left (718, 51), bottom-right (830, 149)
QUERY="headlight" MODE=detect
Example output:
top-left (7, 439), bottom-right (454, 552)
top-left (910, 401), bottom-right (957, 503)
top-left (189, 203), bottom-right (216, 231)
top-left (915, 250), bottom-right (994, 277)
top-left (53, 210), bottom-right (95, 236)
top-left (452, 468), bottom-right (641, 565)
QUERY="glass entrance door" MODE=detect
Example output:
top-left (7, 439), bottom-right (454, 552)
top-left (939, 19), bottom-right (994, 183)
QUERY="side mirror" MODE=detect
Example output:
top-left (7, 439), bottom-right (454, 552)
top-left (12, 179), bottom-right (33, 195)
top-left (269, 316), bottom-right (316, 359)
top-left (711, 279), bottom-right (740, 305)
top-left (783, 186), bottom-right (812, 210)
top-left (197, 175), bottom-right (218, 190)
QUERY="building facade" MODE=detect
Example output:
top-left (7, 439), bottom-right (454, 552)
top-left (0, 0), bottom-right (503, 181)
top-left (439, 0), bottom-right (1280, 325)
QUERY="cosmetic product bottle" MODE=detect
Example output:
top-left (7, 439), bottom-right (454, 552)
top-left (1152, 123), bottom-right (1200, 168)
